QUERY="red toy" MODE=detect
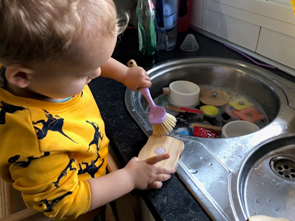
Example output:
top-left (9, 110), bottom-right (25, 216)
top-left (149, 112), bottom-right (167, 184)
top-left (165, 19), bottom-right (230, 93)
top-left (193, 126), bottom-right (216, 138)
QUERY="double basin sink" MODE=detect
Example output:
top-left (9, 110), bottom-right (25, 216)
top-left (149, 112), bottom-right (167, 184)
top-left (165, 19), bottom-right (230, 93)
top-left (124, 57), bottom-right (295, 220)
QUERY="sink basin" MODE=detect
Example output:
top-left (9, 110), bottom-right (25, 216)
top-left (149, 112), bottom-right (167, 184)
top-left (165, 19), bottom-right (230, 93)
top-left (237, 133), bottom-right (295, 220)
top-left (125, 57), bottom-right (295, 220)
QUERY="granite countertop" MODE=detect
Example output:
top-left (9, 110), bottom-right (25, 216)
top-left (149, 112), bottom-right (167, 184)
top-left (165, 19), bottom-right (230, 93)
top-left (89, 29), bottom-right (295, 221)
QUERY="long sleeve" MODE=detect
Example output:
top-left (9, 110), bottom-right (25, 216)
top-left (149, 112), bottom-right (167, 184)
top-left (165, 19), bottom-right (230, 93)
top-left (0, 86), bottom-right (109, 220)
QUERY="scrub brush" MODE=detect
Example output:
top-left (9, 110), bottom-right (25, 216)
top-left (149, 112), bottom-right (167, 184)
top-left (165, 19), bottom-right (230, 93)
top-left (127, 59), bottom-right (176, 136)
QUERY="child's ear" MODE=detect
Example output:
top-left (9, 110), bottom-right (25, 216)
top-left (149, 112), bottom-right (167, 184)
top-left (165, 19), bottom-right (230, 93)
top-left (5, 65), bottom-right (33, 88)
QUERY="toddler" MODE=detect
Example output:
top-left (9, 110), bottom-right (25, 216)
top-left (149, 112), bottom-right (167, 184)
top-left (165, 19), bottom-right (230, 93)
top-left (0, 0), bottom-right (175, 220)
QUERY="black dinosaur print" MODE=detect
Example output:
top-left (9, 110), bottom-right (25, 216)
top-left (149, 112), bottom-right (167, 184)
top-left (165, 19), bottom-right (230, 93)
top-left (33, 110), bottom-right (77, 143)
top-left (0, 101), bottom-right (26, 124)
top-left (86, 120), bottom-right (103, 151)
top-left (78, 158), bottom-right (105, 178)
top-left (52, 159), bottom-right (77, 188)
top-left (8, 152), bottom-right (50, 168)
top-left (40, 191), bottom-right (73, 212)
top-left (78, 120), bottom-right (104, 177)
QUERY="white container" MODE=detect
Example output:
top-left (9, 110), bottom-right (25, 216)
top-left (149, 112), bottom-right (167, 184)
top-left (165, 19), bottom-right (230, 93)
top-left (222, 120), bottom-right (260, 138)
top-left (168, 80), bottom-right (200, 107)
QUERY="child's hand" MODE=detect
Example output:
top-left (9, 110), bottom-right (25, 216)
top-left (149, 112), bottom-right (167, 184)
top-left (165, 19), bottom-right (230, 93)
top-left (122, 66), bottom-right (152, 91)
top-left (124, 153), bottom-right (176, 190)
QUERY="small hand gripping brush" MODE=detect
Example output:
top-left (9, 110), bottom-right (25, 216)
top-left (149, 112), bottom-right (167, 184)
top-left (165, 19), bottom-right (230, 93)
top-left (127, 59), bottom-right (176, 136)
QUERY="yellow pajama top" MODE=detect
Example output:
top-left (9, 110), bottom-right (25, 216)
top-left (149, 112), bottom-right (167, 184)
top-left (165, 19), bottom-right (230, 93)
top-left (0, 85), bottom-right (109, 220)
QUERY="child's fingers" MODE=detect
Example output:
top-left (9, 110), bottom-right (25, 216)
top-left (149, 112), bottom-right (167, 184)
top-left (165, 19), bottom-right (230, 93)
top-left (145, 153), bottom-right (170, 165)
top-left (148, 173), bottom-right (173, 189)
top-left (148, 181), bottom-right (163, 189)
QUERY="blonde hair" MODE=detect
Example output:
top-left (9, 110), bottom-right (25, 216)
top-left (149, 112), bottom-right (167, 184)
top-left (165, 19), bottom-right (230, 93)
top-left (0, 0), bottom-right (128, 65)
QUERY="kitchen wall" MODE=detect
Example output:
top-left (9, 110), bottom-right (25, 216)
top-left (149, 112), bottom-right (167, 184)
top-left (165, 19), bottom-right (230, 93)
top-left (190, 0), bottom-right (295, 74)
top-left (113, 0), bottom-right (294, 74)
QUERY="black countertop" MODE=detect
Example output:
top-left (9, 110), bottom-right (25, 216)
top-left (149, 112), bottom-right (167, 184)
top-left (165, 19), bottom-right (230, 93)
top-left (89, 29), bottom-right (295, 221)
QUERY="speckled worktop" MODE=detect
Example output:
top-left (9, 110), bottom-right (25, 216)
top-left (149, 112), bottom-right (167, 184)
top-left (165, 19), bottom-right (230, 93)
top-left (88, 28), bottom-right (295, 221)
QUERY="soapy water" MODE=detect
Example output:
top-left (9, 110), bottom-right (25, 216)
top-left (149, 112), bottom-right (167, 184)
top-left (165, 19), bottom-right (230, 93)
top-left (148, 85), bottom-right (269, 138)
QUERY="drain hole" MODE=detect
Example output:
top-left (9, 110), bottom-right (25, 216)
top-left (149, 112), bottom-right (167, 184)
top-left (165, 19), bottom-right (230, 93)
top-left (270, 156), bottom-right (295, 181)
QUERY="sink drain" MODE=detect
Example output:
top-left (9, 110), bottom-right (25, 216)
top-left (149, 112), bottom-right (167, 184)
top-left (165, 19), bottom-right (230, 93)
top-left (270, 156), bottom-right (295, 181)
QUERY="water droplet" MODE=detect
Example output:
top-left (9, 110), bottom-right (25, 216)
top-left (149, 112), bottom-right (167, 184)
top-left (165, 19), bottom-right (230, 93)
top-left (271, 179), bottom-right (278, 185)
top-left (253, 165), bottom-right (260, 170)
top-left (261, 182), bottom-right (265, 185)
top-left (208, 163), bottom-right (213, 166)
top-left (200, 157), bottom-right (204, 160)
top-left (190, 169), bottom-right (198, 174)
top-left (267, 198), bottom-right (272, 202)
top-left (255, 198), bottom-right (261, 203)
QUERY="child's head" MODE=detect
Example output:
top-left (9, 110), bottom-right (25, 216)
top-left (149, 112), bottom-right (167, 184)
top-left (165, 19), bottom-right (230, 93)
top-left (0, 0), bottom-right (121, 66)
top-left (0, 0), bottom-right (126, 100)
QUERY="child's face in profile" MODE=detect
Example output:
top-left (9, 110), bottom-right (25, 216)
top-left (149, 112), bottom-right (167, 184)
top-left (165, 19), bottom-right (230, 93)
top-left (26, 33), bottom-right (117, 100)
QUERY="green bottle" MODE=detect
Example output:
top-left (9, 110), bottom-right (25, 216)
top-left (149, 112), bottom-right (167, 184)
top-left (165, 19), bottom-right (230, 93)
top-left (136, 0), bottom-right (157, 65)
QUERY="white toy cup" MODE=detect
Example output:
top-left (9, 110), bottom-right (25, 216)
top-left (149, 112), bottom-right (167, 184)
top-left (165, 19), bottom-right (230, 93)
top-left (222, 120), bottom-right (260, 138)
top-left (168, 80), bottom-right (200, 107)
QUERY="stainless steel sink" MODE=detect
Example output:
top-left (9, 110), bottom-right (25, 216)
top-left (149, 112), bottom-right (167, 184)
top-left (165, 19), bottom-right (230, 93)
top-left (124, 57), bottom-right (295, 220)
top-left (237, 133), bottom-right (295, 220)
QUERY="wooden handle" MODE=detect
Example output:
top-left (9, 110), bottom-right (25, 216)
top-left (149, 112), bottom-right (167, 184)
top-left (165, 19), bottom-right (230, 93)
top-left (127, 59), bottom-right (137, 67)
top-left (166, 105), bottom-right (186, 113)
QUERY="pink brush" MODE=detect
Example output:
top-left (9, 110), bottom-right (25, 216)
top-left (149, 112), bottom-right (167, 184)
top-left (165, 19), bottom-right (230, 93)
top-left (141, 88), bottom-right (167, 124)
top-left (127, 59), bottom-right (176, 136)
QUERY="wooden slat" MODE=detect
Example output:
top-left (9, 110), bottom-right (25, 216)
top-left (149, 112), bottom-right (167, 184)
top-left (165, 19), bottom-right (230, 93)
top-left (0, 208), bottom-right (38, 221)
top-left (107, 153), bottom-right (119, 172)
top-left (0, 179), bottom-right (13, 218)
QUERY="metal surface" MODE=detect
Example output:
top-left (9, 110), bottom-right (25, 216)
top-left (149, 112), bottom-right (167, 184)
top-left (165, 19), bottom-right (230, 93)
top-left (124, 57), bottom-right (295, 221)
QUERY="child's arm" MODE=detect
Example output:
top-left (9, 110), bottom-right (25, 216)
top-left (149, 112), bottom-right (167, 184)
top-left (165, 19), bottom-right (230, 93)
top-left (87, 153), bottom-right (175, 211)
top-left (100, 57), bottom-right (152, 91)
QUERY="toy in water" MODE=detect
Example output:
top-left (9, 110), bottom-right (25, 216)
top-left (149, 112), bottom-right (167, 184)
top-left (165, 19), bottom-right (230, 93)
top-left (166, 105), bottom-right (203, 114)
top-left (225, 104), bottom-right (239, 119)
top-left (233, 107), bottom-right (264, 123)
top-left (199, 88), bottom-right (230, 106)
top-left (229, 97), bottom-right (253, 110)
top-left (190, 123), bottom-right (222, 135)
top-left (175, 127), bottom-right (192, 135)
top-left (200, 105), bottom-right (219, 117)
top-left (192, 126), bottom-right (216, 138)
